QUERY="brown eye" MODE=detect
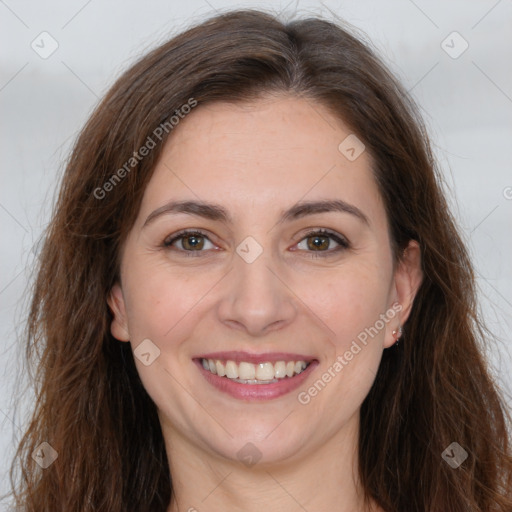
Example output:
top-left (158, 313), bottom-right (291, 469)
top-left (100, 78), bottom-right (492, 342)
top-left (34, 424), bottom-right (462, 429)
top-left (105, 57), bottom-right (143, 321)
top-left (306, 234), bottom-right (330, 251)
top-left (296, 229), bottom-right (349, 256)
top-left (180, 234), bottom-right (205, 251)
top-left (164, 230), bottom-right (215, 253)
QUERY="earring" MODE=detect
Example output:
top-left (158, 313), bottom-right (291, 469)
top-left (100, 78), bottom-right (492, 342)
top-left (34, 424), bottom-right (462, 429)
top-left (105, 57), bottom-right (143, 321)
top-left (392, 326), bottom-right (403, 346)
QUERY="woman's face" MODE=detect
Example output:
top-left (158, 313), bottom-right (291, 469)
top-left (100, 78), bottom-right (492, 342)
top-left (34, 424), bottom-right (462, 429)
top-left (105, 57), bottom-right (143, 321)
top-left (109, 95), bottom-right (421, 467)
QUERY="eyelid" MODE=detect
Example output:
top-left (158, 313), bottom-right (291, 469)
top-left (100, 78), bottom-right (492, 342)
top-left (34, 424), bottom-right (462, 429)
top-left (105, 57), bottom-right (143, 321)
top-left (163, 229), bottom-right (218, 251)
top-left (294, 227), bottom-right (348, 243)
top-left (293, 228), bottom-right (350, 254)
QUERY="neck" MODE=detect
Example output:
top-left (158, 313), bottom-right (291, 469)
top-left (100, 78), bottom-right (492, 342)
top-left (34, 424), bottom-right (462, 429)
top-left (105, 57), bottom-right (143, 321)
top-left (163, 413), bottom-right (378, 512)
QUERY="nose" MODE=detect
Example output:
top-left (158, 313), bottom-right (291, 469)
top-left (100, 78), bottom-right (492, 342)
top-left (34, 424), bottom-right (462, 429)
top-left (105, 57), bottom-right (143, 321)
top-left (216, 246), bottom-right (297, 337)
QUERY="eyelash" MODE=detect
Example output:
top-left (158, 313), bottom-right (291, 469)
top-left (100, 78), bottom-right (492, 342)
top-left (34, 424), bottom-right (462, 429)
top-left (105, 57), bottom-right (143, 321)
top-left (163, 228), bottom-right (350, 258)
top-left (296, 228), bottom-right (350, 257)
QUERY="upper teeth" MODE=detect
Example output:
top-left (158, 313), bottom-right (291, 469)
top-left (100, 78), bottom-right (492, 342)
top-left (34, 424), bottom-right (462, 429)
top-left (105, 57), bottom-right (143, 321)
top-left (201, 358), bottom-right (308, 382)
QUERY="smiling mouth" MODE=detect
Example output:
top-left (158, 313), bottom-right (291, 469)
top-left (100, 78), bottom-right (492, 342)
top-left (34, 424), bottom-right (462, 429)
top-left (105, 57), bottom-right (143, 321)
top-left (200, 358), bottom-right (311, 384)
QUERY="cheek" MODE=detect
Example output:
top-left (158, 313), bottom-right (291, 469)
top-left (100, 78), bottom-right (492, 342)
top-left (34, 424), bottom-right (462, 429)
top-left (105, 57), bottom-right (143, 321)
top-left (306, 262), bottom-right (392, 346)
top-left (297, 261), bottom-right (391, 406)
top-left (122, 259), bottom-right (217, 342)
top-left (120, 264), bottom-right (218, 428)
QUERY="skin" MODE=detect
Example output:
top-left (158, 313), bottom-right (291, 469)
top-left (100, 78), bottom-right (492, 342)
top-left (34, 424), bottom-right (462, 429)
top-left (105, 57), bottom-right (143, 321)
top-left (108, 95), bottom-right (422, 512)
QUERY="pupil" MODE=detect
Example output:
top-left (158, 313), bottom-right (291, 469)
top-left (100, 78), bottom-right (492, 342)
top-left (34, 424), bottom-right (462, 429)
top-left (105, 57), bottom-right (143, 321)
top-left (185, 235), bottom-right (203, 250)
top-left (309, 235), bottom-right (328, 250)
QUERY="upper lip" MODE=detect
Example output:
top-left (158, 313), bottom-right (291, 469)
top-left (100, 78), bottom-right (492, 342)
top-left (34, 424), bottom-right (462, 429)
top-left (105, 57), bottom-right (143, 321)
top-left (195, 351), bottom-right (316, 364)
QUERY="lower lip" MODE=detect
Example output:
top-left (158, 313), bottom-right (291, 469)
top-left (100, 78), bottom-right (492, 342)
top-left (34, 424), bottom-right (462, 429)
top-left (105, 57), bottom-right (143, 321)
top-left (195, 359), bottom-right (318, 401)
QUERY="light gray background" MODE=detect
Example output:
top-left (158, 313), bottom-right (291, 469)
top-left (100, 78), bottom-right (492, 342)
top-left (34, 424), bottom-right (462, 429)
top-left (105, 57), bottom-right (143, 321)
top-left (1, 0), bottom-right (511, 504)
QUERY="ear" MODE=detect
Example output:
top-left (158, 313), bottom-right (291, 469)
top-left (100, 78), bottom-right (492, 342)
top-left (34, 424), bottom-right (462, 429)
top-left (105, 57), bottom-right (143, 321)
top-left (107, 283), bottom-right (130, 342)
top-left (384, 240), bottom-right (423, 348)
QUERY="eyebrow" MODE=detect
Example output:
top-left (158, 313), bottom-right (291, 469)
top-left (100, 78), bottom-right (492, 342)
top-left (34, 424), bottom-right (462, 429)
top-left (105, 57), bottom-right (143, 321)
top-left (143, 198), bottom-right (370, 228)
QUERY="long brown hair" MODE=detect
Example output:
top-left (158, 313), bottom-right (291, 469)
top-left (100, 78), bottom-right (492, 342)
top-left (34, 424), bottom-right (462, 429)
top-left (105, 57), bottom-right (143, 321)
top-left (10, 9), bottom-right (512, 511)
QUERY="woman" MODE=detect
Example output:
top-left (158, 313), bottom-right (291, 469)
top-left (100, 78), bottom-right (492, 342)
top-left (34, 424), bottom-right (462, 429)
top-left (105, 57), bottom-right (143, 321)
top-left (10, 9), bottom-right (512, 512)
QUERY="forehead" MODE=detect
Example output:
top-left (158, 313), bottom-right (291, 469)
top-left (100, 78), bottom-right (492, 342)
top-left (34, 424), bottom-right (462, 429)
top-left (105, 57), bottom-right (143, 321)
top-left (135, 95), bottom-right (386, 229)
